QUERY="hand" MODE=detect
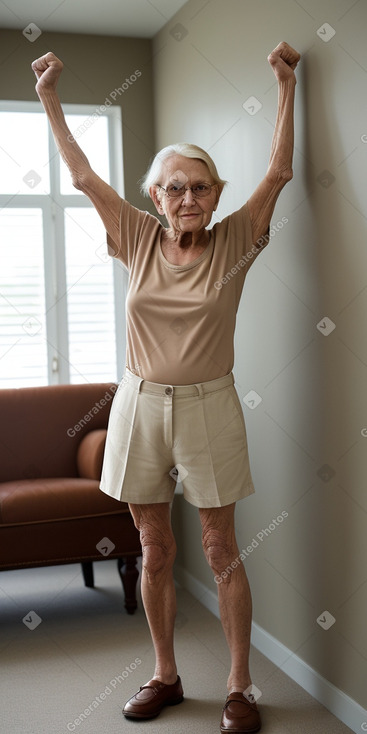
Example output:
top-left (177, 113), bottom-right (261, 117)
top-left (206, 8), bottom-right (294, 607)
top-left (31, 51), bottom-right (63, 93)
top-left (268, 42), bottom-right (300, 82)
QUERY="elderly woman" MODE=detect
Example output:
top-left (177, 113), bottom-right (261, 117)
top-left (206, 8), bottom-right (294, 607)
top-left (32, 41), bottom-right (300, 734)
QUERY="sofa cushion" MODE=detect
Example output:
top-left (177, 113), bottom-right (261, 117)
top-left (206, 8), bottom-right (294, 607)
top-left (0, 478), bottom-right (127, 524)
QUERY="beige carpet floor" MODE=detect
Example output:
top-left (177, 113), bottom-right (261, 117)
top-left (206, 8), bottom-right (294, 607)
top-left (0, 559), bottom-right (355, 734)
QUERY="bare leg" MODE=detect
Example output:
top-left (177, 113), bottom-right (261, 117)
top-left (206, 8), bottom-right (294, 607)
top-left (129, 502), bottom-right (178, 684)
top-left (199, 503), bottom-right (253, 692)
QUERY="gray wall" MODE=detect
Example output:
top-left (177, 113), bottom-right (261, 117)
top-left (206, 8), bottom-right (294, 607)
top-left (152, 0), bottom-right (367, 711)
top-left (0, 28), bottom-right (155, 210)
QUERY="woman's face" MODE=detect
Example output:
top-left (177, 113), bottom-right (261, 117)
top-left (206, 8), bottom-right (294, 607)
top-left (150, 154), bottom-right (220, 236)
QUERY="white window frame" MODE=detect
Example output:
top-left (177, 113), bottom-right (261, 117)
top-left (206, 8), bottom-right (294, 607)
top-left (0, 100), bottom-right (127, 385)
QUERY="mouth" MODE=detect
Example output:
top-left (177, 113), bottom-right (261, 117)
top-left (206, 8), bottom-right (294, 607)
top-left (180, 213), bottom-right (200, 219)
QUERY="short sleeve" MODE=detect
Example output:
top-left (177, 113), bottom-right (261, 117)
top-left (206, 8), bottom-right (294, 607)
top-left (212, 201), bottom-right (255, 261)
top-left (106, 199), bottom-right (161, 271)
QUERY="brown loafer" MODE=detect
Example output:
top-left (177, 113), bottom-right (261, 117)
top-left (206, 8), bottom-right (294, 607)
top-left (123, 676), bottom-right (184, 719)
top-left (220, 692), bottom-right (261, 733)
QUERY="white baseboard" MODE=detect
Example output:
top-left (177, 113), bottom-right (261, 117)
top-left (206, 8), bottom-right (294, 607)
top-left (174, 564), bottom-right (367, 734)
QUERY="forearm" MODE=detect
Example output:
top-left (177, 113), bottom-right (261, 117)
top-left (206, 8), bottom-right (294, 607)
top-left (36, 88), bottom-right (92, 188)
top-left (267, 78), bottom-right (296, 183)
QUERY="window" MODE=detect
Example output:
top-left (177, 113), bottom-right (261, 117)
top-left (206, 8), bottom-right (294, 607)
top-left (0, 101), bottom-right (126, 387)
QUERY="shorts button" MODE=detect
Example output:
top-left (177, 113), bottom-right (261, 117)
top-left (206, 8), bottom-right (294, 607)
top-left (165, 386), bottom-right (173, 395)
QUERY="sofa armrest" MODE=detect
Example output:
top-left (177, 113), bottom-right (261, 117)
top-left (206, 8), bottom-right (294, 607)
top-left (76, 429), bottom-right (107, 480)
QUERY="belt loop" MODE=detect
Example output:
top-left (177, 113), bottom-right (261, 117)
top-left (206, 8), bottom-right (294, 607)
top-left (195, 382), bottom-right (205, 399)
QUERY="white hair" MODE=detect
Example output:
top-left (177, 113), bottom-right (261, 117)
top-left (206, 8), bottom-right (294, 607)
top-left (139, 142), bottom-right (227, 197)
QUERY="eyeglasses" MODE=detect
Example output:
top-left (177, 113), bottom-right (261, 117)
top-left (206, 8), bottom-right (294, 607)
top-left (157, 182), bottom-right (215, 198)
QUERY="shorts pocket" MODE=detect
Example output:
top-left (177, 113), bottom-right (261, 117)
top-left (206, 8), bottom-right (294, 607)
top-left (107, 380), bottom-right (139, 453)
top-left (227, 386), bottom-right (246, 426)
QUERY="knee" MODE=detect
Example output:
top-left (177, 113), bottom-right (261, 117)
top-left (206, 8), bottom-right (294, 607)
top-left (141, 532), bottom-right (176, 583)
top-left (202, 530), bottom-right (237, 584)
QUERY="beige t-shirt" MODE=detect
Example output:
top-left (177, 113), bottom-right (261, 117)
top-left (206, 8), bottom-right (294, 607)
top-left (107, 199), bottom-right (259, 385)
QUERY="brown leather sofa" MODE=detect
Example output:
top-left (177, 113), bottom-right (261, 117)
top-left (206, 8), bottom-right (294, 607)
top-left (0, 382), bottom-right (141, 613)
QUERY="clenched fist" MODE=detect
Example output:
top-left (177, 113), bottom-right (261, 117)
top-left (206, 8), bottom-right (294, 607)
top-left (268, 42), bottom-right (300, 82)
top-left (31, 52), bottom-right (63, 93)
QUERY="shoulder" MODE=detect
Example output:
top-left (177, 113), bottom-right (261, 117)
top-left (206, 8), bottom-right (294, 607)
top-left (107, 198), bottom-right (163, 264)
top-left (211, 201), bottom-right (265, 264)
top-left (120, 198), bottom-right (162, 228)
top-left (211, 202), bottom-right (252, 243)
top-left (212, 201), bottom-right (250, 230)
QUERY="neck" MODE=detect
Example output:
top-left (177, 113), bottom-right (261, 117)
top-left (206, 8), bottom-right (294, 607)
top-left (167, 228), bottom-right (208, 250)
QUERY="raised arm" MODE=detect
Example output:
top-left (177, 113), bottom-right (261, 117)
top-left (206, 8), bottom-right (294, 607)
top-left (31, 52), bottom-right (122, 246)
top-left (247, 41), bottom-right (301, 247)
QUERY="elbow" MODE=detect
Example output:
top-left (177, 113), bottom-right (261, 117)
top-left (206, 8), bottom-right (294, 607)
top-left (266, 167), bottom-right (293, 189)
top-left (72, 175), bottom-right (84, 191)
top-left (71, 168), bottom-right (91, 192)
top-left (282, 168), bottom-right (293, 183)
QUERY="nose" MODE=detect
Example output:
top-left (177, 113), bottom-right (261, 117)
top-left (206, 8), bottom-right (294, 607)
top-left (181, 187), bottom-right (196, 205)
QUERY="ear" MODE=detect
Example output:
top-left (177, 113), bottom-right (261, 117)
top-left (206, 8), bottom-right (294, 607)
top-left (150, 185), bottom-right (165, 216)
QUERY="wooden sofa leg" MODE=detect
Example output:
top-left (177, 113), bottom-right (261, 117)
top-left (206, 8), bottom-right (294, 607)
top-left (117, 556), bottom-right (139, 614)
top-left (82, 562), bottom-right (94, 588)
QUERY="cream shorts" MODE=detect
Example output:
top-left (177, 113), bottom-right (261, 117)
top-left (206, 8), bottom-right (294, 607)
top-left (99, 369), bottom-right (255, 508)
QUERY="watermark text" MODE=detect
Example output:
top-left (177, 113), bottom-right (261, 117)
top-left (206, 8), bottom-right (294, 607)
top-left (67, 70), bottom-right (142, 142)
top-left (215, 511), bottom-right (288, 583)
top-left (214, 217), bottom-right (288, 290)
top-left (66, 658), bottom-right (141, 731)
